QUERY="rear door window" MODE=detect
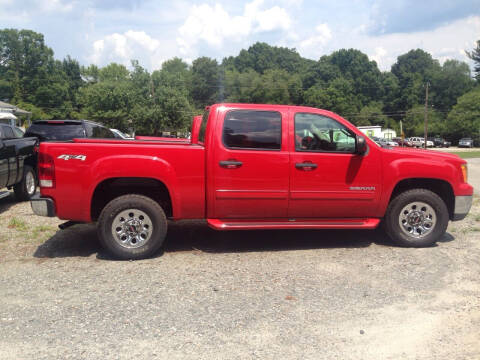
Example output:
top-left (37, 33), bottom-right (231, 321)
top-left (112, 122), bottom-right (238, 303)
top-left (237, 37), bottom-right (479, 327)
top-left (222, 110), bottom-right (281, 150)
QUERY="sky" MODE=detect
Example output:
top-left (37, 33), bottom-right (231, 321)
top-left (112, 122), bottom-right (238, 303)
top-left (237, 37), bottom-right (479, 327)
top-left (1, 0), bottom-right (480, 72)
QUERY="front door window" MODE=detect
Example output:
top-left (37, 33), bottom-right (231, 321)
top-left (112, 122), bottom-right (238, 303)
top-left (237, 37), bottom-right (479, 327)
top-left (295, 113), bottom-right (356, 153)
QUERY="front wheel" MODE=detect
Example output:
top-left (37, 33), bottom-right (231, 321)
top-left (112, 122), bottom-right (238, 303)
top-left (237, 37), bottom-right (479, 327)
top-left (14, 165), bottom-right (37, 201)
top-left (97, 194), bottom-right (167, 260)
top-left (384, 189), bottom-right (449, 247)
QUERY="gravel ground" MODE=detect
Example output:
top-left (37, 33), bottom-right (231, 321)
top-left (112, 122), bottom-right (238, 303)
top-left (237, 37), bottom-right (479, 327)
top-left (0, 173), bottom-right (479, 359)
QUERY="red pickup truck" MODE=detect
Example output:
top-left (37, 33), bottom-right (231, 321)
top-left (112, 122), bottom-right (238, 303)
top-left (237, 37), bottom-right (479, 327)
top-left (31, 104), bottom-right (473, 259)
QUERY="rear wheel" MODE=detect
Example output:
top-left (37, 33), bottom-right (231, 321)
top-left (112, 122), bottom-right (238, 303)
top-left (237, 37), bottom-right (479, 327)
top-left (14, 165), bottom-right (37, 201)
top-left (97, 194), bottom-right (167, 259)
top-left (384, 189), bottom-right (449, 247)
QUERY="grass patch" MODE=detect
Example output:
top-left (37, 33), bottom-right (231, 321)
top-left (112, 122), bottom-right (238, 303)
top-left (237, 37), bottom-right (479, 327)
top-left (449, 151), bottom-right (480, 159)
top-left (31, 225), bottom-right (57, 241)
top-left (472, 227), bottom-right (480, 232)
top-left (8, 217), bottom-right (28, 232)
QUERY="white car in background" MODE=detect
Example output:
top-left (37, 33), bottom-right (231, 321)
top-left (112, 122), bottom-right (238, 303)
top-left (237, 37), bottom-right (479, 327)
top-left (408, 137), bottom-right (434, 148)
top-left (372, 137), bottom-right (398, 147)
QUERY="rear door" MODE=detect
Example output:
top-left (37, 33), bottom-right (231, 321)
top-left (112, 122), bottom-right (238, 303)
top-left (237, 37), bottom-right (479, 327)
top-left (210, 108), bottom-right (289, 219)
top-left (288, 111), bottom-right (382, 218)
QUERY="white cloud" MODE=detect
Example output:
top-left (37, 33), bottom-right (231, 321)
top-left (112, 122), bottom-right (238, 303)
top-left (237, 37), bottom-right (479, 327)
top-left (369, 47), bottom-right (387, 66)
top-left (300, 23), bottom-right (332, 47)
top-left (360, 15), bottom-right (480, 70)
top-left (295, 15), bottom-right (480, 71)
top-left (298, 23), bottom-right (332, 58)
top-left (177, 0), bottom-right (292, 57)
top-left (88, 30), bottom-right (164, 69)
top-left (40, 0), bottom-right (75, 13)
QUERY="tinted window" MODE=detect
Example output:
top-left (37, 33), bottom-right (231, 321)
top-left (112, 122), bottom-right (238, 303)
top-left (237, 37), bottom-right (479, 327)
top-left (223, 110), bottom-right (281, 150)
top-left (3, 126), bottom-right (14, 138)
top-left (92, 126), bottom-right (114, 138)
top-left (85, 123), bottom-right (115, 138)
top-left (295, 113), bottom-right (355, 152)
top-left (198, 110), bottom-right (209, 144)
top-left (25, 123), bottom-right (85, 141)
top-left (13, 127), bottom-right (24, 138)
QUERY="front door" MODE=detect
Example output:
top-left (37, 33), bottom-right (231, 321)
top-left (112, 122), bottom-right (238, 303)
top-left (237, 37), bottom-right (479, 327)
top-left (288, 112), bottom-right (382, 218)
top-left (210, 108), bottom-right (289, 219)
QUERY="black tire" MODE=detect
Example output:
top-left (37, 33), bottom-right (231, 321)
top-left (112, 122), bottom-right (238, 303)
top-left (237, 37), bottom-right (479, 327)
top-left (384, 189), bottom-right (449, 247)
top-left (97, 194), bottom-right (167, 260)
top-left (14, 165), bottom-right (37, 201)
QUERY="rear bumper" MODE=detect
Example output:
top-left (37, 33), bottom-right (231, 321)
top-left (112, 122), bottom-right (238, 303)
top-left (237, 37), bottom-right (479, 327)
top-left (452, 195), bottom-right (473, 221)
top-left (31, 194), bottom-right (56, 217)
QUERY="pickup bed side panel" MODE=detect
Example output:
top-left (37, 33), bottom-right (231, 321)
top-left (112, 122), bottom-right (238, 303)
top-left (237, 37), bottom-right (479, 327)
top-left (40, 142), bottom-right (205, 222)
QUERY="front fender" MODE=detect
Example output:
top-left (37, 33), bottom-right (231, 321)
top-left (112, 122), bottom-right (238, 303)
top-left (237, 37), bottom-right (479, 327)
top-left (379, 158), bottom-right (458, 216)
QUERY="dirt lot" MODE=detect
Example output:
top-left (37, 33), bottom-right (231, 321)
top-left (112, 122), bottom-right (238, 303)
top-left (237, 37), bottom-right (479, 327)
top-left (0, 161), bottom-right (479, 359)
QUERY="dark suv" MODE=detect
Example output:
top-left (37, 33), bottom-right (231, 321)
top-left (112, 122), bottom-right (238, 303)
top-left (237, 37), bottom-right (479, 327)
top-left (0, 123), bottom-right (38, 201)
top-left (24, 120), bottom-right (118, 142)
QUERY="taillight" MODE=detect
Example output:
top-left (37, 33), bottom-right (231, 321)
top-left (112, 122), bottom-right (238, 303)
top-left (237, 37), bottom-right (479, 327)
top-left (38, 152), bottom-right (55, 188)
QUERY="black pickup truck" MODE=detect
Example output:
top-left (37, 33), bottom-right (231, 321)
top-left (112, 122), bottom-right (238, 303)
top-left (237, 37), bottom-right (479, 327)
top-left (0, 123), bottom-right (38, 201)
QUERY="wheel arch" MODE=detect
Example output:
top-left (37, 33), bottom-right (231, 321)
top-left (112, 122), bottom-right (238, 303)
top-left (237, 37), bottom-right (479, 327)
top-left (90, 177), bottom-right (174, 222)
top-left (388, 178), bottom-right (455, 220)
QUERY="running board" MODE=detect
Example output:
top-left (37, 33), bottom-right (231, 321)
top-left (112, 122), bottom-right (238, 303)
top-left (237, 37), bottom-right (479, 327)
top-left (207, 218), bottom-right (381, 230)
top-left (0, 191), bottom-right (11, 200)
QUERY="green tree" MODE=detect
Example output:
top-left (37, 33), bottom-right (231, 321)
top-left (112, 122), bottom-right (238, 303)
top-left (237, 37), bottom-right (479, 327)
top-left (223, 42), bottom-right (311, 75)
top-left (81, 64), bottom-right (100, 84)
top-left (431, 59), bottom-right (473, 110)
top-left (466, 40), bottom-right (480, 81)
top-left (190, 57), bottom-right (219, 107)
top-left (391, 49), bottom-right (441, 111)
top-left (446, 88), bottom-right (480, 143)
top-left (403, 105), bottom-right (444, 137)
top-left (132, 87), bottom-right (193, 135)
top-left (304, 77), bottom-right (361, 117)
top-left (354, 102), bottom-right (389, 127)
top-left (78, 80), bottom-right (134, 129)
top-left (151, 57), bottom-right (190, 96)
top-left (98, 63), bottom-right (129, 82)
top-left (62, 55), bottom-right (83, 102)
top-left (0, 28), bottom-right (55, 103)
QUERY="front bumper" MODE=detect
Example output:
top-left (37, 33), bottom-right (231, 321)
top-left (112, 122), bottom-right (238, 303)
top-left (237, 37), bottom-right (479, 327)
top-left (453, 195), bottom-right (473, 221)
top-left (31, 194), bottom-right (56, 217)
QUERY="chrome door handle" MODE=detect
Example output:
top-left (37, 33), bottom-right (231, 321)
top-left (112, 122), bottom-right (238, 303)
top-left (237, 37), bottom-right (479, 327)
top-left (295, 162), bottom-right (317, 171)
top-left (219, 160), bottom-right (243, 169)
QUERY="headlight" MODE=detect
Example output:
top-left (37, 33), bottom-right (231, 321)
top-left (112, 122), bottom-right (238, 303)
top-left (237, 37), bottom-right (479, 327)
top-left (461, 164), bottom-right (468, 183)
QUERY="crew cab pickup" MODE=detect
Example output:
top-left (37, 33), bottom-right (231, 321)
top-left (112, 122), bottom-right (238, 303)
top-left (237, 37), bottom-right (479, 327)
top-left (0, 123), bottom-right (38, 201)
top-left (31, 104), bottom-right (473, 259)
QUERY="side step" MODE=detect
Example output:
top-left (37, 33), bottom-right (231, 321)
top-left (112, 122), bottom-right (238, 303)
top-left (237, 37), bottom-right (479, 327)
top-left (0, 191), bottom-right (11, 200)
top-left (207, 218), bottom-right (381, 230)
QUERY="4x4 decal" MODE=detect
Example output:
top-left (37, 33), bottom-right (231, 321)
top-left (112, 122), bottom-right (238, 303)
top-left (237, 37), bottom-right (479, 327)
top-left (57, 154), bottom-right (86, 161)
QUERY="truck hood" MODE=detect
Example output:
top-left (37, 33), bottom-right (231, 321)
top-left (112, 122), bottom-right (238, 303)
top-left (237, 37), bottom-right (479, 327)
top-left (382, 146), bottom-right (465, 164)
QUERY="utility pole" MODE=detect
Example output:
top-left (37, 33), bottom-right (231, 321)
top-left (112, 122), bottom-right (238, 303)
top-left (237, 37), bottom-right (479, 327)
top-left (424, 82), bottom-right (430, 149)
top-left (400, 120), bottom-right (403, 146)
